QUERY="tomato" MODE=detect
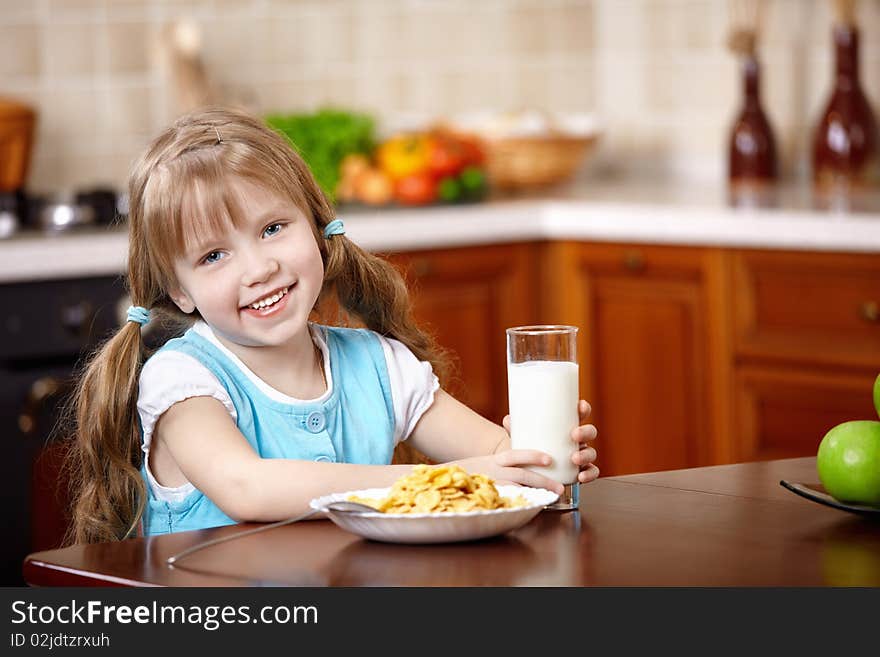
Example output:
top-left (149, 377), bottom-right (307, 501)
top-left (458, 135), bottom-right (486, 167)
top-left (395, 172), bottom-right (437, 206)
top-left (427, 135), bottom-right (466, 179)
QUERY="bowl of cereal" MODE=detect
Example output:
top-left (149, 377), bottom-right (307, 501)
top-left (309, 465), bottom-right (559, 544)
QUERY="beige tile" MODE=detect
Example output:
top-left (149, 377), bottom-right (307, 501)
top-left (762, 0), bottom-right (810, 48)
top-left (201, 17), bottom-right (259, 76)
top-left (314, 72), bottom-right (360, 110)
top-left (437, 68), bottom-right (520, 115)
top-left (26, 153), bottom-right (64, 195)
top-left (544, 3), bottom-right (594, 54)
top-left (508, 4), bottom-right (551, 55)
top-left (53, 153), bottom-right (115, 192)
top-left (436, 6), bottom-right (510, 61)
top-left (100, 84), bottom-right (154, 138)
top-left (313, 9), bottom-right (356, 65)
top-left (355, 9), bottom-right (407, 62)
top-left (545, 60), bottom-right (597, 112)
top-left (258, 79), bottom-right (322, 114)
top-left (354, 69), bottom-right (412, 115)
top-left (681, 0), bottom-right (726, 51)
top-left (83, 150), bottom-right (136, 189)
top-left (0, 0), bottom-right (39, 20)
top-left (45, 21), bottom-right (99, 77)
top-left (0, 25), bottom-right (41, 78)
top-left (40, 88), bottom-right (100, 153)
top-left (48, 0), bottom-right (105, 12)
top-left (642, 52), bottom-right (734, 114)
top-left (267, 14), bottom-right (316, 68)
top-left (106, 21), bottom-right (151, 74)
top-left (594, 0), bottom-right (647, 50)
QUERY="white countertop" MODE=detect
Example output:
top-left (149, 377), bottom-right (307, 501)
top-left (3, 180), bottom-right (880, 284)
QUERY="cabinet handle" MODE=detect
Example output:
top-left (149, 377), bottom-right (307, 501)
top-left (623, 251), bottom-right (645, 271)
top-left (860, 301), bottom-right (879, 322)
top-left (411, 258), bottom-right (432, 278)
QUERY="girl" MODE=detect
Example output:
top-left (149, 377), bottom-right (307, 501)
top-left (65, 107), bottom-right (599, 544)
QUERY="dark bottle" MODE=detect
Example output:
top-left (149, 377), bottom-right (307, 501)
top-left (812, 23), bottom-right (880, 211)
top-left (728, 54), bottom-right (778, 207)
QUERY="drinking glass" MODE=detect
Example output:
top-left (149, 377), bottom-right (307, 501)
top-left (506, 325), bottom-right (580, 511)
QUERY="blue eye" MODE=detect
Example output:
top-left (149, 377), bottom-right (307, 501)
top-left (202, 251), bottom-right (224, 265)
top-left (263, 223), bottom-right (283, 238)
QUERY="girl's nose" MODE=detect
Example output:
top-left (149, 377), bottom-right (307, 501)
top-left (240, 251), bottom-right (280, 287)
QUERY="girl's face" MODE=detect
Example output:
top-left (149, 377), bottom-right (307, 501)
top-left (170, 177), bottom-right (325, 351)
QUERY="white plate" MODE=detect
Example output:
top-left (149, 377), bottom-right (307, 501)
top-left (309, 485), bottom-right (559, 544)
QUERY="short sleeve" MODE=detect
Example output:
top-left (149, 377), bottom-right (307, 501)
top-left (137, 350), bottom-right (237, 453)
top-left (375, 334), bottom-right (440, 443)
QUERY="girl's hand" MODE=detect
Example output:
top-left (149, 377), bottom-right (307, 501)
top-left (571, 399), bottom-right (599, 484)
top-left (453, 451), bottom-right (566, 494)
top-left (501, 399), bottom-right (599, 486)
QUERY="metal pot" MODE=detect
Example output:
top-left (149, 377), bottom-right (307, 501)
top-left (36, 195), bottom-right (96, 232)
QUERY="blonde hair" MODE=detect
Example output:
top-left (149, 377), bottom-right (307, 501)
top-left (65, 106), bottom-right (449, 544)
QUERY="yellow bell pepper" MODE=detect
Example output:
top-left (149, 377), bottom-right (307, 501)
top-left (376, 133), bottom-right (433, 180)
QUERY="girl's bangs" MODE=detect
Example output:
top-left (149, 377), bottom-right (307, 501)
top-left (177, 175), bottom-right (248, 256)
top-left (145, 157), bottom-right (247, 267)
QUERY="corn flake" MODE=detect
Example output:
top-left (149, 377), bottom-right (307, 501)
top-left (348, 464), bottom-right (528, 514)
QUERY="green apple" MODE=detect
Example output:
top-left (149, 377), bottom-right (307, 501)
top-left (873, 373), bottom-right (880, 419)
top-left (817, 420), bottom-right (880, 506)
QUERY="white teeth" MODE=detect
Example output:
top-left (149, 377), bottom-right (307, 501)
top-left (249, 287), bottom-right (288, 310)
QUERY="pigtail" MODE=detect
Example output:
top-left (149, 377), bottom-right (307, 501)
top-left (63, 136), bottom-right (175, 545)
top-left (63, 319), bottom-right (147, 545)
top-left (322, 236), bottom-right (452, 385)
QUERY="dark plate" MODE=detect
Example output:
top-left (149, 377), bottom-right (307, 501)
top-left (780, 480), bottom-right (880, 517)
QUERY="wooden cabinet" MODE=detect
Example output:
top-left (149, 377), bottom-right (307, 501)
top-left (385, 242), bottom-right (541, 423)
top-left (540, 242), bottom-right (730, 476)
top-left (730, 250), bottom-right (880, 462)
top-left (373, 241), bottom-right (880, 476)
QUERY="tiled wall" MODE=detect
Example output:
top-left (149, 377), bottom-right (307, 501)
top-left (2, 0), bottom-right (879, 194)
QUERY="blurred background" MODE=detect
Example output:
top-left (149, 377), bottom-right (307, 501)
top-left (2, 0), bottom-right (879, 194)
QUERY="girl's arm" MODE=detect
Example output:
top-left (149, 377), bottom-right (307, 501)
top-left (154, 396), bottom-right (414, 522)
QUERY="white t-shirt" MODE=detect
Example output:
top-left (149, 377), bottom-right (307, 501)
top-left (137, 321), bottom-right (439, 502)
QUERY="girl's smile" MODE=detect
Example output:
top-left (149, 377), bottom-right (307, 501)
top-left (240, 283), bottom-right (293, 318)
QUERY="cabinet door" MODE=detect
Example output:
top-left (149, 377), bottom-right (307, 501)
top-left (732, 250), bottom-right (880, 369)
top-left (542, 243), bottom-right (726, 476)
top-left (387, 243), bottom-right (540, 424)
top-left (735, 365), bottom-right (877, 461)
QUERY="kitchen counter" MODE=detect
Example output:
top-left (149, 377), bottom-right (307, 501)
top-left (3, 179), bottom-right (880, 284)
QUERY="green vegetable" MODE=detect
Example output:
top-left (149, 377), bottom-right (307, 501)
top-left (264, 109), bottom-right (376, 202)
top-left (458, 166), bottom-right (487, 199)
top-left (437, 176), bottom-right (462, 202)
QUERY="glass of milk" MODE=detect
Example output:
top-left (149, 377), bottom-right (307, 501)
top-left (506, 325), bottom-right (580, 510)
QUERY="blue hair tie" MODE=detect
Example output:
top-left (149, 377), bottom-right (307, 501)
top-left (323, 219), bottom-right (345, 238)
top-left (126, 305), bottom-right (151, 326)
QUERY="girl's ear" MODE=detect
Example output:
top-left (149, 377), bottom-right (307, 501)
top-left (169, 287), bottom-right (196, 314)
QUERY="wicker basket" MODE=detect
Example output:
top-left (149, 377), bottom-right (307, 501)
top-left (484, 133), bottom-right (598, 191)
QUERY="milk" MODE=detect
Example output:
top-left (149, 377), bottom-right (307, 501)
top-left (507, 360), bottom-right (579, 484)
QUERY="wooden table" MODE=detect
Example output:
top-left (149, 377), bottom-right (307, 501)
top-left (22, 458), bottom-right (880, 586)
